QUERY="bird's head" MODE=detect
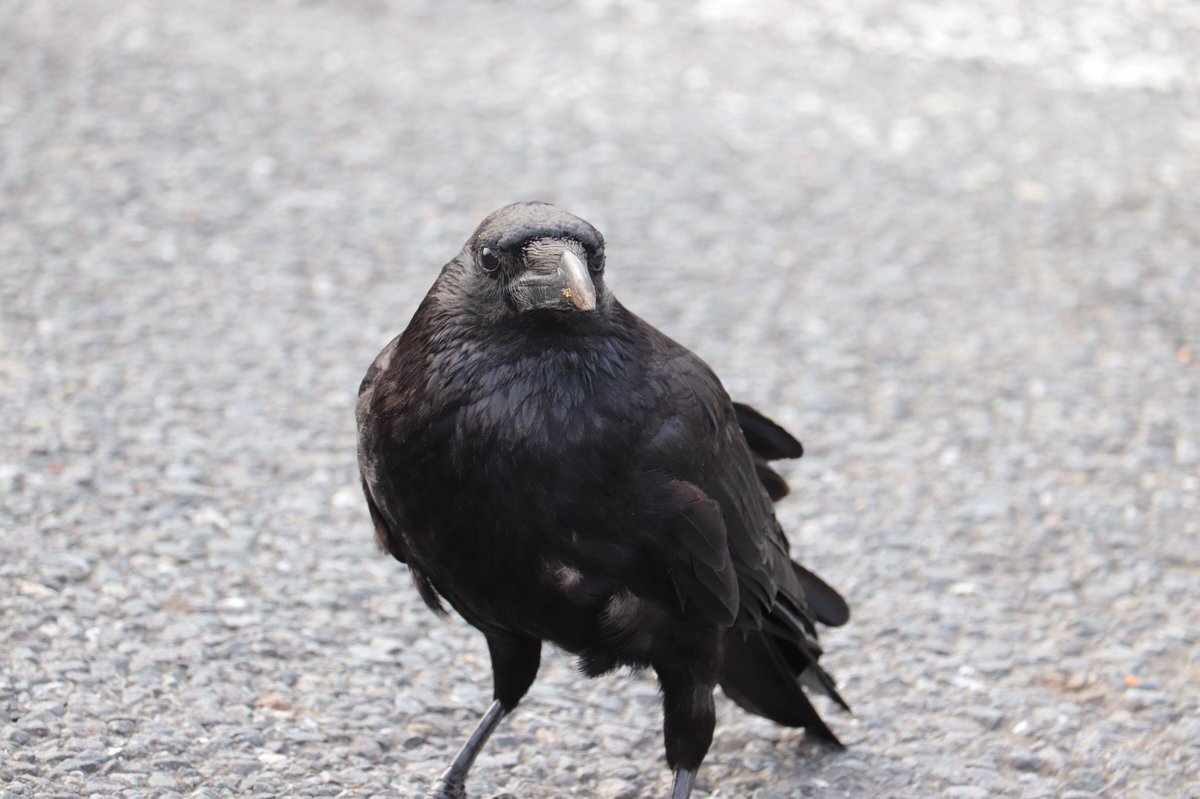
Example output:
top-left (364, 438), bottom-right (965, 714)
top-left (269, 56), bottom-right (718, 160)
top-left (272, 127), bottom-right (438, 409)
top-left (452, 202), bottom-right (609, 322)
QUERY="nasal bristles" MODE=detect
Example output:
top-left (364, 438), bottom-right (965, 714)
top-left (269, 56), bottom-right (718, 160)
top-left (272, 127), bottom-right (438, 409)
top-left (523, 237), bottom-right (574, 274)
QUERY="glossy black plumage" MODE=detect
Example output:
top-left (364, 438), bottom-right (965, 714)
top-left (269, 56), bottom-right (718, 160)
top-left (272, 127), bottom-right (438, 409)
top-left (355, 202), bottom-right (849, 798)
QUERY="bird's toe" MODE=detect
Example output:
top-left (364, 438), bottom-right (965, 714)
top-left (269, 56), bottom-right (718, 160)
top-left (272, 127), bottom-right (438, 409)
top-left (424, 780), bottom-right (467, 799)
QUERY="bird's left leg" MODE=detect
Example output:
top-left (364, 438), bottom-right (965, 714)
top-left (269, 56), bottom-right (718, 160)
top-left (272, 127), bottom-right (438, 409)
top-left (654, 661), bottom-right (719, 799)
top-left (425, 633), bottom-right (542, 799)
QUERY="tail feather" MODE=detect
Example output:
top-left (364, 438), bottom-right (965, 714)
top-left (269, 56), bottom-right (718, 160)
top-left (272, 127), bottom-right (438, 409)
top-left (752, 455), bottom-right (791, 501)
top-left (799, 663), bottom-right (851, 713)
top-left (728, 402), bottom-right (850, 746)
top-left (720, 629), bottom-right (846, 747)
top-left (791, 562), bottom-right (851, 627)
top-left (734, 402), bottom-right (803, 460)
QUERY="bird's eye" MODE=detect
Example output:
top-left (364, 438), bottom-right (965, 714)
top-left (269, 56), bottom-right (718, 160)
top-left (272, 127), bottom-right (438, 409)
top-left (588, 253), bottom-right (605, 274)
top-left (480, 248), bottom-right (501, 274)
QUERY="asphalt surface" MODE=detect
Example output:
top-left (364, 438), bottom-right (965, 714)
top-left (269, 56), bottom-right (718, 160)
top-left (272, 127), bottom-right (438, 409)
top-left (2, 1), bottom-right (1198, 797)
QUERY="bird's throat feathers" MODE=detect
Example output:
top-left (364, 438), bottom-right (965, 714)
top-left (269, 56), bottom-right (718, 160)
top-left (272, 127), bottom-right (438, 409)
top-left (453, 325), bottom-right (636, 415)
top-left (402, 299), bottom-right (643, 466)
top-left (414, 281), bottom-right (636, 392)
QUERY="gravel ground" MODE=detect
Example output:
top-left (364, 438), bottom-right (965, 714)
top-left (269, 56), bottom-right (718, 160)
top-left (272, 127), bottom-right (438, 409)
top-left (2, 1), bottom-right (1198, 797)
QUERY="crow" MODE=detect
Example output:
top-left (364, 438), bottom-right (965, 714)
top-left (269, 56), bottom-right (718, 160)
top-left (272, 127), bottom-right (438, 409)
top-left (356, 202), bottom-right (850, 799)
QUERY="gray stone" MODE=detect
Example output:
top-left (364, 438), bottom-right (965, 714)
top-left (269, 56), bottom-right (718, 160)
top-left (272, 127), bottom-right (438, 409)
top-left (349, 736), bottom-right (385, 760)
top-left (147, 772), bottom-right (178, 789)
top-left (53, 755), bottom-right (108, 774)
top-left (944, 788), bottom-right (990, 799)
top-left (15, 717), bottom-right (50, 737)
top-left (595, 777), bottom-right (639, 799)
top-left (1010, 752), bottom-right (1049, 773)
top-left (107, 719), bottom-right (136, 736)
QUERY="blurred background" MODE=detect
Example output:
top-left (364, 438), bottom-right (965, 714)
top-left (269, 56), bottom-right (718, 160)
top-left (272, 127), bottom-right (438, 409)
top-left (2, 1), bottom-right (1197, 797)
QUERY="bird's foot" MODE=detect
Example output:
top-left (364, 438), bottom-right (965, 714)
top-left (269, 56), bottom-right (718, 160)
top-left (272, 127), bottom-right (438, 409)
top-left (423, 779), bottom-right (467, 799)
top-left (424, 782), bottom-right (516, 799)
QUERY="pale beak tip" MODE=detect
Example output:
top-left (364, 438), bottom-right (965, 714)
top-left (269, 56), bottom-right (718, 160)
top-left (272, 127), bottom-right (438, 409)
top-left (558, 250), bottom-right (597, 312)
top-left (562, 286), bottom-right (597, 312)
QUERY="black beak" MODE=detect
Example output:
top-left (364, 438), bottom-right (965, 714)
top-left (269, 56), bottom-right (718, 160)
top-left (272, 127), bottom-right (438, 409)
top-left (511, 250), bottom-right (597, 313)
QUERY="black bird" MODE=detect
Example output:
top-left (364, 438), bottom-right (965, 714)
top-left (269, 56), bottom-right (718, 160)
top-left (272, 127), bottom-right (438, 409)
top-left (356, 202), bottom-right (850, 798)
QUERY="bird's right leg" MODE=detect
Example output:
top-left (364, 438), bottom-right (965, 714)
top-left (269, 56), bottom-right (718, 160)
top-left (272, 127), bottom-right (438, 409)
top-left (425, 633), bottom-right (542, 799)
top-left (655, 661), bottom-right (718, 799)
